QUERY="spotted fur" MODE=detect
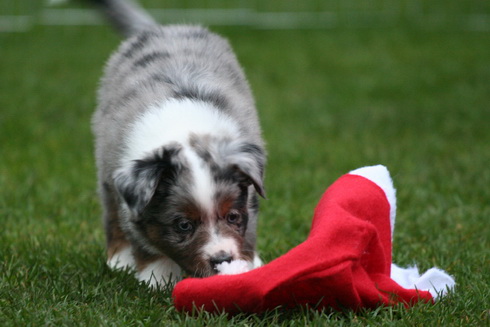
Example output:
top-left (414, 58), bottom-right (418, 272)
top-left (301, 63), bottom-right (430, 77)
top-left (90, 0), bottom-right (266, 287)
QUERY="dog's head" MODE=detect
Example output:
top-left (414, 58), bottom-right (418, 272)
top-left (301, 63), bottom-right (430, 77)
top-left (114, 137), bottom-right (265, 277)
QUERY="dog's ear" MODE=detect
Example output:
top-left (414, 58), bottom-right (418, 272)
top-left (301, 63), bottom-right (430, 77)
top-left (113, 145), bottom-right (183, 217)
top-left (226, 142), bottom-right (266, 198)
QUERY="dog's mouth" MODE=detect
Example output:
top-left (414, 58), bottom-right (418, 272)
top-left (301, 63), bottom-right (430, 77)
top-left (182, 267), bottom-right (217, 279)
top-left (181, 257), bottom-right (238, 278)
top-left (178, 260), bottom-right (218, 278)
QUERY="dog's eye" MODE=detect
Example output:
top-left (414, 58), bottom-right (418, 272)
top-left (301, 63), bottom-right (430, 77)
top-left (225, 211), bottom-right (241, 224)
top-left (175, 219), bottom-right (194, 233)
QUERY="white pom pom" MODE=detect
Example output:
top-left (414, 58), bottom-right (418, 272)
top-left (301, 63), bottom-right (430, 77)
top-left (216, 260), bottom-right (251, 275)
top-left (391, 263), bottom-right (456, 299)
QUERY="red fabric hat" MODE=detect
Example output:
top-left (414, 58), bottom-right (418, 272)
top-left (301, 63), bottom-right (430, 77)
top-left (172, 166), bottom-right (437, 314)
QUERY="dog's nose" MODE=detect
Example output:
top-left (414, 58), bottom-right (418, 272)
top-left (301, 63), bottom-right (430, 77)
top-left (209, 251), bottom-right (233, 268)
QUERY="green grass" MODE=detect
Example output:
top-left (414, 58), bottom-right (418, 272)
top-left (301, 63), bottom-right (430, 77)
top-left (1, 20), bottom-right (490, 326)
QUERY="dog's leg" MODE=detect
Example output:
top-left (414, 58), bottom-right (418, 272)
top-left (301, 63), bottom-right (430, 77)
top-left (133, 249), bottom-right (182, 288)
top-left (102, 182), bottom-right (136, 270)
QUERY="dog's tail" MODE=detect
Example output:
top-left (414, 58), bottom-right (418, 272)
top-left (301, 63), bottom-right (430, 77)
top-left (89, 0), bottom-right (157, 37)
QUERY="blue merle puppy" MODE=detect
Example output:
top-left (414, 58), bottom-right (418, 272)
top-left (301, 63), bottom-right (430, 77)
top-left (90, 0), bottom-right (266, 287)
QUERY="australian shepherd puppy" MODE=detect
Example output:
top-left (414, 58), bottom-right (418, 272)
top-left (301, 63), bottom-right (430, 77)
top-left (90, 0), bottom-right (266, 287)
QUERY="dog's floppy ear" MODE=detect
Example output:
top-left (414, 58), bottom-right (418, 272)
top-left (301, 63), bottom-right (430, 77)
top-left (113, 145), bottom-right (183, 217)
top-left (226, 142), bottom-right (266, 198)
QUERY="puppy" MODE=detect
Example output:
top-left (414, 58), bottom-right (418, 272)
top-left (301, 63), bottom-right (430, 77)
top-left (90, 0), bottom-right (266, 287)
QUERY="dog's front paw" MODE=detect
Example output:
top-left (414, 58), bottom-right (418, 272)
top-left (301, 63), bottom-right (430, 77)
top-left (107, 246), bottom-right (136, 271)
top-left (137, 257), bottom-right (182, 288)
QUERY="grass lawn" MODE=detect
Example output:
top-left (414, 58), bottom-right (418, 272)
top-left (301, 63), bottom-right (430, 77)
top-left (1, 11), bottom-right (490, 326)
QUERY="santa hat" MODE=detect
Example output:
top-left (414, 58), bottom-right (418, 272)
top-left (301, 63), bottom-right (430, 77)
top-left (172, 165), bottom-right (455, 314)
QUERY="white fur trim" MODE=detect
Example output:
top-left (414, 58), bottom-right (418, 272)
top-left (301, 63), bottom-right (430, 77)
top-left (391, 263), bottom-right (456, 299)
top-left (137, 257), bottom-right (182, 288)
top-left (349, 165), bottom-right (396, 237)
top-left (107, 246), bottom-right (136, 271)
top-left (216, 259), bottom-right (251, 275)
top-left (216, 253), bottom-right (262, 275)
top-left (350, 166), bottom-right (456, 300)
top-left (252, 253), bottom-right (263, 268)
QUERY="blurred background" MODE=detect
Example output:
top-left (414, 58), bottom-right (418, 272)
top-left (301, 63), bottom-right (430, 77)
top-left (2, 0), bottom-right (490, 32)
